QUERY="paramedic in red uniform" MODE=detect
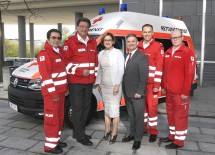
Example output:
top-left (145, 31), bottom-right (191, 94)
top-left (138, 24), bottom-right (164, 143)
top-left (37, 29), bottom-right (68, 154)
top-left (161, 30), bottom-right (195, 149)
top-left (63, 17), bottom-right (98, 146)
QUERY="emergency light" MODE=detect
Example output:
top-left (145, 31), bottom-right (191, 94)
top-left (99, 8), bottom-right (105, 15)
top-left (120, 3), bottom-right (127, 11)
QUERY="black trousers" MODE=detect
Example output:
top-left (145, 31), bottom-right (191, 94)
top-left (69, 83), bottom-right (93, 140)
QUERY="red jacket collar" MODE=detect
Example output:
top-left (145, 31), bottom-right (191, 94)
top-left (72, 32), bottom-right (94, 43)
top-left (166, 43), bottom-right (186, 54)
top-left (138, 38), bottom-right (155, 49)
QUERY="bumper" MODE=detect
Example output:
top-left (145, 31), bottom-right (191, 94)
top-left (8, 84), bottom-right (44, 116)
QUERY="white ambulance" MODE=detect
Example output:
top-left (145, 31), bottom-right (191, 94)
top-left (8, 11), bottom-right (197, 128)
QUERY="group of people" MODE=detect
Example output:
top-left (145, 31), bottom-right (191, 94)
top-left (37, 16), bottom-right (196, 154)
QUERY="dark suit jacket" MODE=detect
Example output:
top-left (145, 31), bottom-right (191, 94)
top-left (122, 50), bottom-right (148, 98)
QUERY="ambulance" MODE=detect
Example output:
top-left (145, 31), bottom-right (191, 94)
top-left (8, 11), bottom-right (197, 128)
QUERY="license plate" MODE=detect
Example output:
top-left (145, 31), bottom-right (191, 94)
top-left (9, 102), bottom-right (18, 112)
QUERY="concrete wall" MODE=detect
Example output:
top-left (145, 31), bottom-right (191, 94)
top-left (124, 0), bottom-right (215, 61)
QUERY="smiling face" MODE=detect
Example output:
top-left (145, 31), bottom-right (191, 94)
top-left (47, 32), bottom-right (61, 48)
top-left (126, 36), bottom-right (138, 52)
top-left (103, 35), bottom-right (114, 50)
top-left (142, 26), bottom-right (153, 43)
top-left (77, 21), bottom-right (90, 39)
top-left (171, 30), bottom-right (184, 48)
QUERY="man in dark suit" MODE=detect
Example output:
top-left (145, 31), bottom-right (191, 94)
top-left (122, 33), bottom-right (148, 150)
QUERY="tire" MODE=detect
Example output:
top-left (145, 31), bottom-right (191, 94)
top-left (64, 94), bottom-right (97, 129)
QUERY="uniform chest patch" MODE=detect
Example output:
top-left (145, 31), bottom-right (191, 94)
top-left (63, 46), bottom-right (68, 51)
top-left (56, 59), bottom-right (61, 62)
top-left (161, 50), bottom-right (164, 55)
top-left (78, 48), bottom-right (86, 52)
top-left (40, 56), bottom-right (45, 61)
top-left (90, 49), bottom-right (96, 52)
top-left (165, 55), bottom-right (170, 58)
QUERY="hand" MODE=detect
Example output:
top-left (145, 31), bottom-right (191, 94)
top-left (181, 94), bottom-right (188, 100)
top-left (53, 97), bottom-right (59, 102)
top-left (65, 91), bottom-right (69, 96)
top-left (134, 93), bottom-right (142, 98)
top-left (153, 88), bottom-right (159, 93)
top-left (83, 69), bottom-right (90, 76)
top-left (161, 89), bottom-right (166, 95)
top-left (113, 85), bottom-right (119, 95)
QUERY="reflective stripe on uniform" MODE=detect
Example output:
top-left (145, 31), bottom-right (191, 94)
top-left (169, 126), bottom-right (175, 130)
top-left (149, 73), bottom-right (155, 77)
top-left (155, 71), bottom-right (162, 75)
top-left (48, 87), bottom-right (55, 92)
top-left (148, 116), bottom-right (158, 121)
top-left (54, 79), bottom-right (67, 86)
top-left (149, 122), bottom-right (157, 126)
top-left (154, 78), bottom-right (161, 82)
top-left (175, 135), bottom-right (186, 140)
top-left (46, 137), bottom-right (60, 142)
top-left (43, 79), bottom-right (54, 85)
top-left (45, 142), bottom-right (57, 148)
top-left (149, 66), bottom-right (156, 70)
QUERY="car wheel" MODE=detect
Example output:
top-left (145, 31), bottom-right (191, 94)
top-left (64, 94), bottom-right (97, 129)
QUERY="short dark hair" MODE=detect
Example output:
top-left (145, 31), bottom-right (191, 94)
top-left (47, 29), bottom-right (62, 39)
top-left (101, 32), bottom-right (115, 46)
top-left (126, 33), bottom-right (138, 40)
top-left (142, 24), bottom-right (153, 31)
top-left (77, 17), bottom-right (91, 27)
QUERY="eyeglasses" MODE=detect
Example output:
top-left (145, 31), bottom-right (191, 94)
top-left (171, 36), bottom-right (182, 40)
top-left (78, 25), bottom-right (89, 29)
top-left (104, 39), bottom-right (113, 42)
top-left (49, 36), bottom-right (61, 40)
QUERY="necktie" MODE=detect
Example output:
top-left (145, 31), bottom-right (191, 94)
top-left (126, 53), bottom-right (132, 67)
top-left (127, 53), bottom-right (132, 63)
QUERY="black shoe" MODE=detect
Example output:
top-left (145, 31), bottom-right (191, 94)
top-left (109, 135), bottom-right (117, 144)
top-left (45, 146), bottom-right (63, 154)
top-left (77, 138), bottom-right (93, 146)
top-left (132, 141), bottom-right (141, 150)
top-left (103, 131), bottom-right (111, 140)
top-left (165, 143), bottom-right (182, 149)
top-left (160, 137), bottom-right (173, 143)
top-left (85, 134), bottom-right (92, 139)
top-left (57, 142), bottom-right (67, 148)
top-left (149, 134), bottom-right (157, 143)
top-left (122, 135), bottom-right (134, 142)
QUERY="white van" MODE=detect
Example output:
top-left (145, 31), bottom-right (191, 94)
top-left (8, 11), bottom-right (197, 128)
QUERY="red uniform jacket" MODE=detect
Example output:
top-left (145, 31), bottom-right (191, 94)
top-left (138, 39), bottom-right (164, 88)
top-left (162, 43), bottom-right (195, 96)
top-left (37, 43), bottom-right (68, 99)
top-left (63, 32), bottom-right (98, 84)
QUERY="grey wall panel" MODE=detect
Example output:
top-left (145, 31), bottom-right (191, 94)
top-left (127, 3), bottom-right (145, 13)
top-left (212, 0), bottom-right (215, 14)
top-left (191, 16), bottom-right (200, 30)
top-left (204, 45), bottom-right (215, 61)
top-left (173, 1), bottom-right (197, 16)
top-left (193, 30), bottom-right (201, 44)
top-left (197, 0), bottom-right (212, 15)
top-left (145, 1), bottom-right (159, 15)
top-left (163, 2), bottom-right (173, 17)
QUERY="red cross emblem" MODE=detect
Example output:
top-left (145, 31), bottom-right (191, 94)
top-left (92, 16), bottom-right (103, 24)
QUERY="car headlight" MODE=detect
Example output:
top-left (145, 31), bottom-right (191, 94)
top-left (28, 78), bottom-right (41, 90)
